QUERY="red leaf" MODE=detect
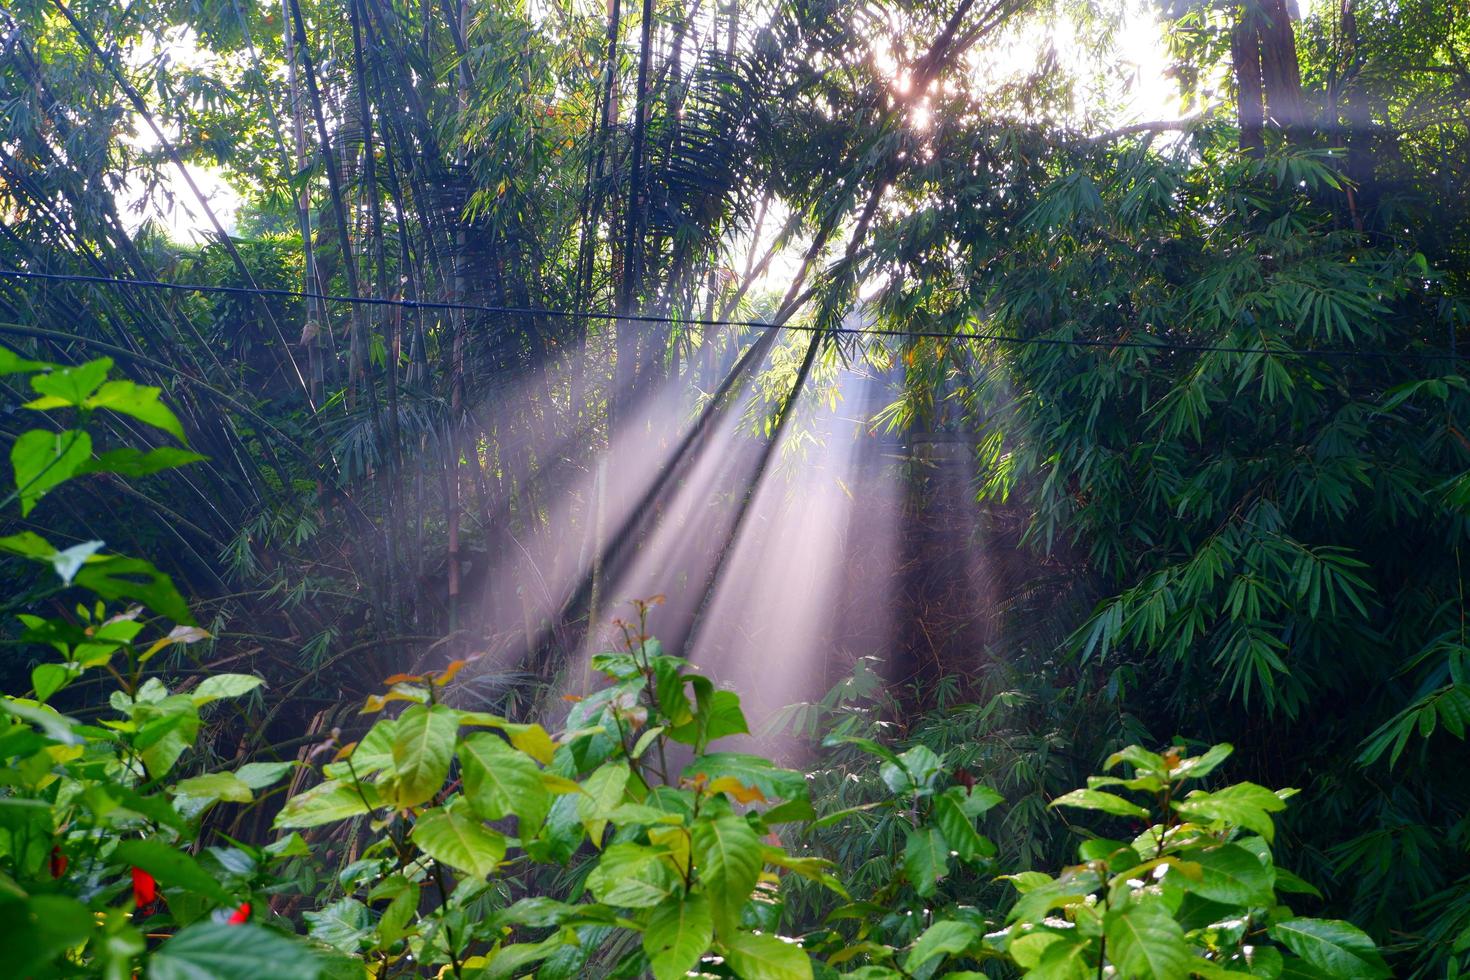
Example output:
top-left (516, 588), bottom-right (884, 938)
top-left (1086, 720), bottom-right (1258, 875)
top-left (131, 866), bottom-right (157, 906)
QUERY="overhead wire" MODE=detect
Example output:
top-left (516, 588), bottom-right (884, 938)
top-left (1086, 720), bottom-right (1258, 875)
top-left (0, 267), bottom-right (1458, 362)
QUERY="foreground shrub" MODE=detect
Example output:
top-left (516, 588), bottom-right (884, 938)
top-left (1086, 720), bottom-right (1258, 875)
top-left (0, 348), bottom-right (1385, 977)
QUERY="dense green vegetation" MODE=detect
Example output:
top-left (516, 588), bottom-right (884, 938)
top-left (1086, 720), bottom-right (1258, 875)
top-left (1, 0), bottom-right (1467, 975)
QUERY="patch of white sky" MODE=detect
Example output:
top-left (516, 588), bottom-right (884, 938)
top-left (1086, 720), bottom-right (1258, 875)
top-left (120, 25), bottom-right (244, 242)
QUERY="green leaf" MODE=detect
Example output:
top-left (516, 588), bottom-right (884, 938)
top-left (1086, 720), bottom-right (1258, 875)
top-left (324, 718), bottom-right (397, 779)
top-left (692, 814), bottom-right (763, 935)
top-left (81, 447), bottom-right (206, 477)
top-left (133, 697), bottom-right (201, 778)
top-left (173, 772), bottom-right (254, 805)
top-left (644, 890), bottom-right (714, 980)
top-left (483, 935), bottom-right (573, 980)
top-left (0, 697), bottom-right (84, 744)
top-left (1027, 933), bottom-right (1092, 979)
top-left (74, 554), bottom-right (193, 624)
top-left (459, 731), bottom-right (549, 831)
top-left (526, 791), bottom-right (584, 865)
top-left (1050, 788), bottom-right (1150, 819)
top-left (1273, 867), bottom-right (1323, 898)
top-left (498, 721), bottom-right (557, 764)
top-left (1268, 918), bottom-right (1390, 979)
top-left (1181, 843), bottom-right (1275, 906)
top-left (819, 734), bottom-right (904, 768)
top-left (274, 779), bottom-right (382, 829)
top-left (0, 345), bottom-right (46, 375)
top-left (0, 894), bottom-right (93, 977)
top-left (1104, 745), bottom-right (1168, 776)
top-left (11, 429), bottom-right (91, 515)
top-left (149, 922), bottom-right (323, 980)
top-left (669, 685), bottom-right (749, 747)
top-left (113, 839), bottom-right (234, 905)
top-left (190, 674), bottom-right (265, 706)
top-left (577, 761), bottom-right (631, 842)
top-left (585, 842), bottom-right (680, 908)
top-left (905, 919), bottom-right (979, 971)
top-left (303, 897), bottom-right (372, 953)
top-left (85, 379), bottom-right (187, 442)
top-left (1006, 869), bottom-right (1103, 923)
top-left (390, 704), bottom-right (457, 807)
top-left (682, 753), bottom-right (812, 820)
top-left (721, 930), bottom-right (813, 980)
top-left (31, 662), bottom-right (72, 702)
top-left (27, 358), bottom-right (111, 406)
top-left (236, 761), bottom-right (294, 790)
top-left (0, 530), bottom-right (57, 559)
top-left (0, 532), bottom-right (106, 588)
top-left (653, 656), bottom-right (693, 725)
top-left (1174, 743), bottom-right (1233, 780)
top-left (1174, 782), bottom-right (1287, 842)
top-left (933, 789), bottom-right (996, 862)
top-left (1103, 900), bottom-right (1192, 978)
top-left (410, 801), bottom-right (506, 878)
top-left (903, 826), bottom-right (950, 897)
top-left (1077, 838), bottom-right (1141, 869)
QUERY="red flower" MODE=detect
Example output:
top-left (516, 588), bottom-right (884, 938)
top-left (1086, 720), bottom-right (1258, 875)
top-left (131, 867), bottom-right (156, 907)
top-left (49, 846), bottom-right (68, 879)
top-left (227, 902), bottom-right (251, 925)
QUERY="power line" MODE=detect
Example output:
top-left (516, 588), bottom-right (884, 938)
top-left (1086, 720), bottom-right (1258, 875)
top-left (0, 267), bottom-right (1454, 362)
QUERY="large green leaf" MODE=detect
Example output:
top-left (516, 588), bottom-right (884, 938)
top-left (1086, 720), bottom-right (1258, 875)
top-left (1029, 933), bottom-right (1092, 980)
top-left (585, 842), bottom-right (680, 908)
top-left (1181, 843), bottom-right (1275, 906)
top-left (482, 935), bottom-right (572, 980)
top-left (459, 731), bottom-right (549, 831)
top-left (303, 898), bottom-right (372, 953)
top-left (1103, 900), bottom-right (1192, 979)
top-left (84, 380), bottom-right (188, 442)
top-left (643, 890), bottom-right (714, 980)
top-left (274, 779), bottom-right (382, 829)
top-left (1174, 783), bottom-right (1286, 842)
top-left (0, 345), bottom-right (46, 375)
top-left (11, 429), bottom-right (91, 515)
top-left (933, 789), bottom-right (996, 862)
top-left (577, 761), bottom-right (631, 842)
top-left (173, 772), bottom-right (254, 805)
top-left (133, 696), bottom-right (201, 778)
top-left (668, 682), bottom-right (748, 748)
top-left (410, 801), bottom-right (507, 878)
top-left (324, 717), bottom-right (396, 780)
top-left (73, 555), bottom-right (193, 624)
top-left (903, 826), bottom-right (950, 897)
top-left (1049, 788), bottom-right (1150, 820)
top-left (0, 893), bottom-right (93, 977)
top-left (80, 447), bottom-right (205, 477)
top-left (27, 358), bottom-right (110, 406)
top-left (390, 704), bottom-right (457, 807)
top-left (682, 753), bottom-right (812, 821)
top-left (721, 930), bottom-right (813, 980)
top-left (113, 839), bottom-right (234, 905)
top-left (190, 674), bottom-right (265, 706)
top-left (905, 919), bottom-right (979, 971)
top-left (691, 814), bottom-right (762, 935)
top-left (1268, 918), bottom-right (1390, 979)
top-left (235, 761), bottom-right (294, 789)
top-left (148, 922), bottom-right (323, 980)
